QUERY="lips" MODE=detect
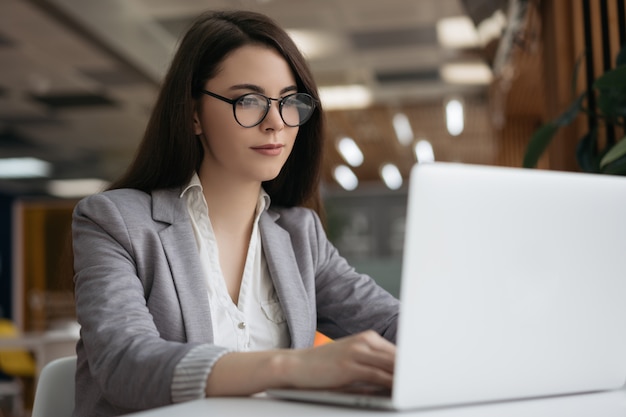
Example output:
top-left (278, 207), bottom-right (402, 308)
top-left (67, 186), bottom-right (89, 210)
top-left (251, 143), bottom-right (284, 156)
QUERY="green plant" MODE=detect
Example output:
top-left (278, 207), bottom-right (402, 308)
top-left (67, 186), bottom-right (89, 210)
top-left (523, 44), bottom-right (626, 174)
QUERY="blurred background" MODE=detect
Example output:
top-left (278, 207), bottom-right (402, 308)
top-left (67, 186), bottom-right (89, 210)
top-left (1, 0), bottom-right (625, 413)
top-left (0, 0), bottom-right (521, 198)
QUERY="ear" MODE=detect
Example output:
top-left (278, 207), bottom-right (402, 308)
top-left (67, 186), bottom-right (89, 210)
top-left (193, 108), bottom-right (203, 135)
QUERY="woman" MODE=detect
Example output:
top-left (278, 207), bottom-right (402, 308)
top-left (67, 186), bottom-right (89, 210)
top-left (72, 10), bottom-right (399, 416)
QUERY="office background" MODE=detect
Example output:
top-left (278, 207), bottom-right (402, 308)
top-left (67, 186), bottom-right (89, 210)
top-left (0, 0), bottom-right (624, 350)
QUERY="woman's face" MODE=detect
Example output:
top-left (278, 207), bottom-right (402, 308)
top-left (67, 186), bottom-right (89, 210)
top-left (194, 44), bottom-right (300, 185)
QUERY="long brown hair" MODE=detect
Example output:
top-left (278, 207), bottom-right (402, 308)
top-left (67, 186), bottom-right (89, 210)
top-left (109, 10), bottom-right (325, 212)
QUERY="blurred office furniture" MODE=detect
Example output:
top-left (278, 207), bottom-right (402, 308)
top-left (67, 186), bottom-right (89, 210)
top-left (12, 199), bottom-right (76, 333)
top-left (5, 198), bottom-right (82, 415)
top-left (0, 381), bottom-right (22, 417)
top-left (0, 322), bottom-right (78, 380)
top-left (0, 320), bottom-right (36, 377)
top-left (0, 319), bottom-right (36, 417)
top-left (31, 356), bottom-right (76, 417)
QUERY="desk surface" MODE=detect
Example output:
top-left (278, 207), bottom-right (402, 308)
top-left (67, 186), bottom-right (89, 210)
top-left (123, 389), bottom-right (626, 417)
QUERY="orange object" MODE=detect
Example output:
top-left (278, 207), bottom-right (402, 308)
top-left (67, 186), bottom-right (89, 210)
top-left (314, 331), bottom-right (333, 346)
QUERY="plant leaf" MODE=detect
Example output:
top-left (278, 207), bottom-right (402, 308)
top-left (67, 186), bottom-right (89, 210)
top-left (575, 129), bottom-right (598, 172)
top-left (597, 90), bottom-right (626, 120)
top-left (594, 66), bottom-right (626, 89)
top-left (523, 122), bottom-right (559, 168)
top-left (594, 67), bottom-right (626, 120)
top-left (601, 153), bottom-right (626, 175)
top-left (555, 93), bottom-right (585, 126)
top-left (600, 136), bottom-right (626, 169)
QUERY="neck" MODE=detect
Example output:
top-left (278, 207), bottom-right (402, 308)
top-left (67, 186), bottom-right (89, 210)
top-left (197, 166), bottom-right (261, 233)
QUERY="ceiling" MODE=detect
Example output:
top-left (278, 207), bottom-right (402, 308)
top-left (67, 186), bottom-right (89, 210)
top-left (0, 0), bottom-right (510, 197)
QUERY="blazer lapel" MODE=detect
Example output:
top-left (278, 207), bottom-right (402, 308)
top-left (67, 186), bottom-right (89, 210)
top-left (152, 188), bottom-right (213, 343)
top-left (260, 211), bottom-right (315, 348)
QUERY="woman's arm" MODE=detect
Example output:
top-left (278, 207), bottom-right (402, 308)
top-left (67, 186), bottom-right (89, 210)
top-left (205, 330), bottom-right (395, 396)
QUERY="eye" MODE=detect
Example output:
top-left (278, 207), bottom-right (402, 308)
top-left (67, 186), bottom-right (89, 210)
top-left (282, 96), bottom-right (300, 108)
top-left (237, 94), bottom-right (265, 109)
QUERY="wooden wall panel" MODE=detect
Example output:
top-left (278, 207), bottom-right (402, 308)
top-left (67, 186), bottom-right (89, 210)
top-left (494, 0), bottom-right (626, 173)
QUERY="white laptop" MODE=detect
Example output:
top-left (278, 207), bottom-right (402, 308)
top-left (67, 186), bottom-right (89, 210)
top-left (267, 162), bottom-right (626, 410)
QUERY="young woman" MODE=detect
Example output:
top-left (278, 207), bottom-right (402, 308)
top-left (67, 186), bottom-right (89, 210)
top-left (72, 10), bottom-right (399, 416)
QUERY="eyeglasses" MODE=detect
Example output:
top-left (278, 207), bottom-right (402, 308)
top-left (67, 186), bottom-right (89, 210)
top-left (201, 89), bottom-right (316, 128)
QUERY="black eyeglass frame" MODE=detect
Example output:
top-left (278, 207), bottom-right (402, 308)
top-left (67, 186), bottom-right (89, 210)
top-left (200, 89), bottom-right (317, 128)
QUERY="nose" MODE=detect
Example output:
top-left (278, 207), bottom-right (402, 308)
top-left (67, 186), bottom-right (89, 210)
top-left (260, 100), bottom-right (285, 130)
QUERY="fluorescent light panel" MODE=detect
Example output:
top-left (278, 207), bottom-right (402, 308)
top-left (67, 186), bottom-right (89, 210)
top-left (476, 10), bottom-right (507, 46)
top-left (392, 113), bottom-right (414, 146)
top-left (286, 29), bottom-right (340, 60)
top-left (380, 163), bottom-right (403, 190)
top-left (47, 178), bottom-right (109, 198)
top-left (337, 137), bottom-right (364, 167)
top-left (0, 157), bottom-right (52, 178)
top-left (440, 62), bottom-right (493, 85)
top-left (318, 85), bottom-right (372, 110)
top-left (333, 165), bottom-right (358, 191)
top-left (414, 139), bottom-right (435, 163)
top-left (437, 12), bottom-right (507, 49)
top-left (437, 16), bottom-right (480, 49)
top-left (445, 99), bottom-right (464, 136)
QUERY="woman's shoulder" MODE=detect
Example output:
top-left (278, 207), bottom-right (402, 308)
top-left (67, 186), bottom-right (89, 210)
top-left (74, 188), bottom-right (155, 219)
top-left (269, 205), bottom-right (322, 231)
top-left (75, 187), bottom-right (183, 218)
top-left (270, 205), bottom-right (315, 219)
top-left (78, 188), bottom-right (151, 206)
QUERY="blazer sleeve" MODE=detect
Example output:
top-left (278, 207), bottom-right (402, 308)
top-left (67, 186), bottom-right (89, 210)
top-left (280, 207), bottom-right (400, 342)
top-left (72, 192), bottom-right (228, 411)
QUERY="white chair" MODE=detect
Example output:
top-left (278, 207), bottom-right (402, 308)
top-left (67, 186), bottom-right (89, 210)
top-left (31, 356), bottom-right (76, 417)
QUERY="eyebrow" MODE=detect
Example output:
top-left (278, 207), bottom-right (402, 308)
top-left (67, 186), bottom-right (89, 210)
top-left (228, 83), bottom-right (298, 95)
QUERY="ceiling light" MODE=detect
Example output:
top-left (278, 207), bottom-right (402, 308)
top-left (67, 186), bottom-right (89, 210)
top-left (0, 157), bottom-right (51, 178)
top-left (286, 30), bottom-right (341, 60)
top-left (337, 137), bottom-right (364, 167)
top-left (392, 113), bottom-right (414, 146)
top-left (47, 178), bottom-right (110, 198)
top-left (476, 10), bottom-right (507, 46)
top-left (440, 62), bottom-right (493, 85)
top-left (445, 99), bottom-right (464, 136)
top-left (333, 165), bottom-right (358, 191)
top-left (414, 139), bottom-right (435, 163)
top-left (436, 16), bottom-right (480, 49)
top-left (318, 85), bottom-right (372, 110)
top-left (380, 163), bottom-right (403, 190)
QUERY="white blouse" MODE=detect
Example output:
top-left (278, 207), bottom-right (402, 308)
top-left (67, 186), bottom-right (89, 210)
top-left (181, 174), bottom-right (290, 351)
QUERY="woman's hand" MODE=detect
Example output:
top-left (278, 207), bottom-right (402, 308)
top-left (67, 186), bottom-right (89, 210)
top-left (285, 330), bottom-right (395, 389)
top-left (205, 330), bottom-right (395, 396)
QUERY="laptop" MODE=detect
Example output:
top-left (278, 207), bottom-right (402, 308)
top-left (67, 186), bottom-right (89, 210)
top-left (267, 162), bottom-right (626, 410)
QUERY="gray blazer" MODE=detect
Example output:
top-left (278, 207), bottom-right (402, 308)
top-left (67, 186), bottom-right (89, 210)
top-left (72, 187), bottom-right (399, 416)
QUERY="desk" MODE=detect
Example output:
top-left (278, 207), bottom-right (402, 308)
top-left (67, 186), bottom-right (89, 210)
top-left (0, 329), bottom-right (78, 377)
top-left (123, 389), bottom-right (626, 417)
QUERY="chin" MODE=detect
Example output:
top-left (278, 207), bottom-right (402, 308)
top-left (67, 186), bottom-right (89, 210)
top-left (256, 165), bottom-right (285, 182)
top-left (260, 172), bottom-right (281, 182)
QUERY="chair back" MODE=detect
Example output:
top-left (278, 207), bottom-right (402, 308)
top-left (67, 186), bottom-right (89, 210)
top-left (32, 356), bottom-right (77, 417)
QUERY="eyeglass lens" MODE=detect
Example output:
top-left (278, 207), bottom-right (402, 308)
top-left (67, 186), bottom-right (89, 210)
top-left (235, 93), bottom-right (315, 127)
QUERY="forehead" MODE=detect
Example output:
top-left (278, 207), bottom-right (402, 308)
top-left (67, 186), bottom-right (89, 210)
top-left (210, 44), bottom-right (296, 88)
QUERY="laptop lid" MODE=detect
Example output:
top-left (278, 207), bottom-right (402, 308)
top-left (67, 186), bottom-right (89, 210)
top-left (267, 162), bottom-right (626, 410)
top-left (393, 162), bottom-right (626, 409)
